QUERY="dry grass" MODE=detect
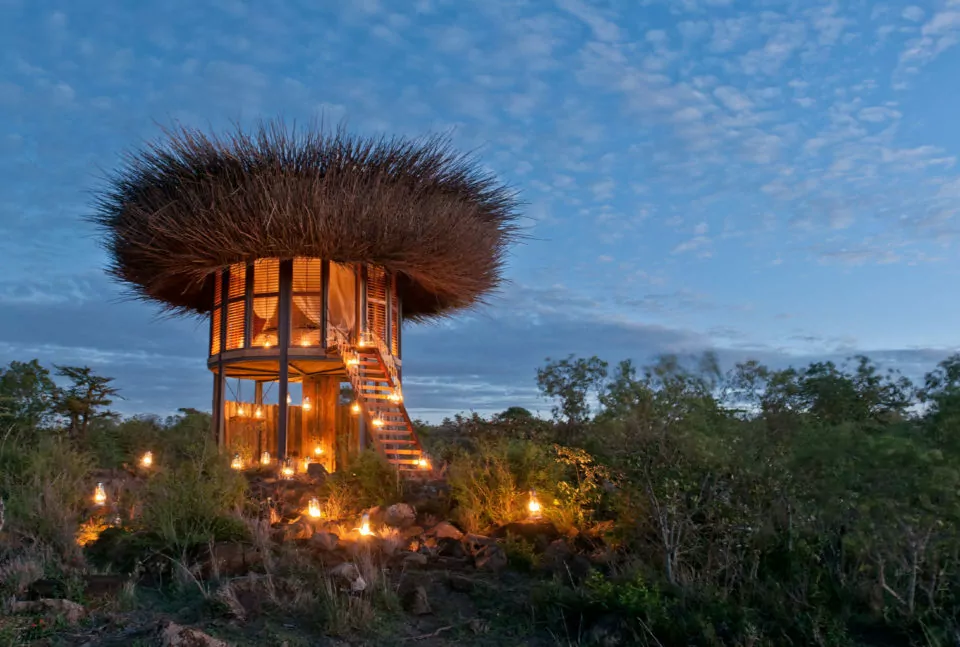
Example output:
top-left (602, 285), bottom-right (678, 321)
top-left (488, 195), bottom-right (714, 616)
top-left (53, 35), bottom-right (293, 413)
top-left (92, 121), bottom-right (522, 320)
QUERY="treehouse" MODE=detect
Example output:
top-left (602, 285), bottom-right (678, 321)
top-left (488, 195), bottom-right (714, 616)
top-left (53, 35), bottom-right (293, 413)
top-left (91, 122), bottom-right (518, 476)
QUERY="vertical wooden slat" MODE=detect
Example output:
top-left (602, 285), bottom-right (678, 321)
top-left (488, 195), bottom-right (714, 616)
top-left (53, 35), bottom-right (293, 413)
top-left (277, 260), bottom-right (293, 460)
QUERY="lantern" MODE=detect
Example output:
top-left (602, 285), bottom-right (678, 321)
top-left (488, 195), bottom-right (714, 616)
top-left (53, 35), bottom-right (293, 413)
top-left (231, 453), bottom-right (243, 470)
top-left (417, 455), bottom-right (430, 470)
top-left (527, 489), bottom-right (542, 516)
top-left (140, 451), bottom-right (153, 468)
top-left (260, 451), bottom-right (271, 466)
top-left (286, 393), bottom-right (292, 405)
top-left (389, 389), bottom-right (402, 403)
top-left (350, 402), bottom-right (360, 415)
top-left (313, 444), bottom-right (324, 456)
top-left (281, 457), bottom-right (295, 477)
top-left (302, 456), bottom-right (312, 472)
top-left (93, 483), bottom-right (107, 506)
top-left (359, 512), bottom-right (372, 536)
top-left (372, 416), bottom-right (384, 428)
top-left (307, 497), bottom-right (322, 518)
top-left (302, 397), bottom-right (312, 411)
top-left (237, 405), bottom-right (246, 417)
top-left (254, 406), bottom-right (264, 419)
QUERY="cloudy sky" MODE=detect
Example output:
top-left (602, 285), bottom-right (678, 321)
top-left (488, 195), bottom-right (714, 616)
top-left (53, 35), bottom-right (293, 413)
top-left (1, 0), bottom-right (959, 421)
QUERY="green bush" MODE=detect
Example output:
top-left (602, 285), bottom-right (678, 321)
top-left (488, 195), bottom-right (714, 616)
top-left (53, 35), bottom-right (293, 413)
top-left (0, 434), bottom-right (94, 556)
top-left (136, 438), bottom-right (247, 553)
top-left (325, 449), bottom-right (401, 511)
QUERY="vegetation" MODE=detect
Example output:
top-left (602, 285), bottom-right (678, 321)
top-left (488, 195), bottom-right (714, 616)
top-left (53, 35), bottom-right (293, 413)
top-left (1, 352), bottom-right (959, 645)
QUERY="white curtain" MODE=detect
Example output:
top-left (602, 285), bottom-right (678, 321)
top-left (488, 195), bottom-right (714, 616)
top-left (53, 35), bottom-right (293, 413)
top-left (328, 263), bottom-right (356, 335)
top-left (293, 259), bottom-right (323, 325)
top-left (253, 261), bottom-right (279, 321)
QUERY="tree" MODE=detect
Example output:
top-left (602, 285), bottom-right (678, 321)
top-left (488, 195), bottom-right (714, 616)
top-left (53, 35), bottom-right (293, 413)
top-left (0, 359), bottom-right (59, 432)
top-left (536, 355), bottom-right (608, 425)
top-left (54, 365), bottom-right (120, 444)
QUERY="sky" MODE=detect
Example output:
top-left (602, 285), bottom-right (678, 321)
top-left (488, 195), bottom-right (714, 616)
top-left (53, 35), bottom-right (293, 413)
top-left (1, 0), bottom-right (959, 421)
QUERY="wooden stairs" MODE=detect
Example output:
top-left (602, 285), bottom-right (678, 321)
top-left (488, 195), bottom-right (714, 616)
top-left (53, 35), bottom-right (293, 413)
top-left (330, 329), bottom-right (431, 479)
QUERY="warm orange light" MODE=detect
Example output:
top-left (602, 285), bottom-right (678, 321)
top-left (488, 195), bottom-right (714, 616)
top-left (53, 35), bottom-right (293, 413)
top-left (237, 405), bottom-right (246, 417)
top-left (260, 451), bottom-right (271, 466)
top-left (372, 417), bottom-right (384, 428)
top-left (307, 497), bottom-right (322, 518)
top-left (389, 390), bottom-right (402, 403)
top-left (231, 454), bottom-right (243, 470)
top-left (93, 482), bottom-right (107, 506)
top-left (417, 456), bottom-right (429, 470)
top-left (264, 341), bottom-right (272, 348)
top-left (302, 397), bottom-right (312, 411)
top-left (254, 406), bottom-right (263, 419)
top-left (286, 394), bottom-right (292, 404)
top-left (350, 402), bottom-right (360, 415)
top-left (300, 338), bottom-right (310, 347)
top-left (528, 490), bottom-right (542, 516)
top-left (302, 456), bottom-right (312, 472)
top-left (313, 445), bottom-right (324, 456)
top-left (359, 513), bottom-right (372, 536)
top-left (140, 451), bottom-right (153, 468)
top-left (281, 458), bottom-right (294, 477)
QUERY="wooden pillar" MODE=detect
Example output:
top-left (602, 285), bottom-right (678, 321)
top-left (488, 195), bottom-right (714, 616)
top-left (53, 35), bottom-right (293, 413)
top-left (277, 260), bottom-right (293, 460)
top-left (254, 382), bottom-right (264, 458)
top-left (311, 375), bottom-right (337, 473)
top-left (212, 368), bottom-right (225, 448)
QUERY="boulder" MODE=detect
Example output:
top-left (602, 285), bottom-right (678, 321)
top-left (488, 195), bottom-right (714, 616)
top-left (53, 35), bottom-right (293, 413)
top-left (276, 520), bottom-right (313, 542)
top-left (462, 533), bottom-right (496, 557)
top-left (494, 521), bottom-right (561, 550)
top-left (158, 620), bottom-right (230, 647)
top-left (311, 531), bottom-right (339, 552)
top-left (426, 521), bottom-right (463, 541)
top-left (474, 543), bottom-right (507, 572)
top-left (383, 503), bottom-right (416, 528)
top-left (11, 599), bottom-right (85, 625)
top-left (402, 552), bottom-right (428, 567)
top-left (306, 462), bottom-right (329, 483)
top-left (329, 562), bottom-right (367, 593)
top-left (403, 585), bottom-right (432, 615)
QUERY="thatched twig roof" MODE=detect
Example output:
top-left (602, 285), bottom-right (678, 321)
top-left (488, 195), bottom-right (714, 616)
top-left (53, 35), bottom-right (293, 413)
top-left (91, 121), bottom-right (521, 320)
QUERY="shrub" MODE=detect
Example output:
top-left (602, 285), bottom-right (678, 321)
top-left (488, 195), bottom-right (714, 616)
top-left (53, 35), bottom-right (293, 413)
top-left (0, 433), bottom-right (94, 557)
top-left (136, 438), bottom-right (247, 553)
top-left (325, 450), bottom-right (401, 512)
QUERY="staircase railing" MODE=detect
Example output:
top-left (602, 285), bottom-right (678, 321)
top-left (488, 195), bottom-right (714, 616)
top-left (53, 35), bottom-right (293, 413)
top-left (358, 331), bottom-right (401, 391)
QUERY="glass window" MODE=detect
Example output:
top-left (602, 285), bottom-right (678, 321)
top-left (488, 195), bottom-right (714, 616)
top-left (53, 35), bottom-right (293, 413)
top-left (226, 301), bottom-right (245, 350)
top-left (251, 259), bottom-right (280, 348)
top-left (292, 258), bottom-right (322, 348)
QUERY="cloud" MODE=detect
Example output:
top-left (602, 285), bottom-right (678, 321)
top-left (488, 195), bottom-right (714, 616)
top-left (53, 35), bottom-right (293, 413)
top-left (556, 0), bottom-right (621, 42)
top-left (902, 6), bottom-right (925, 22)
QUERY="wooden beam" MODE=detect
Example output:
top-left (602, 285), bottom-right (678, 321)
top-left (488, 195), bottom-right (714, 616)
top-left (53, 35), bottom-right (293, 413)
top-left (277, 259), bottom-right (293, 460)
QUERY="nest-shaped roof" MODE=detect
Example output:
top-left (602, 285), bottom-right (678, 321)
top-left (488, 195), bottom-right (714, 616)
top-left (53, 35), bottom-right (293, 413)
top-left (91, 122), bottom-right (521, 320)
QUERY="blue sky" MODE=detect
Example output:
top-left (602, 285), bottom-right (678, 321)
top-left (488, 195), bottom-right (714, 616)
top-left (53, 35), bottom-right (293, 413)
top-left (1, 0), bottom-right (959, 420)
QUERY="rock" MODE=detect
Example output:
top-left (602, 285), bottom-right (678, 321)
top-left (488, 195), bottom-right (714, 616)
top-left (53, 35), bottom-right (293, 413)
top-left (494, 521), bottom-right (561, 550)
top-left (438, 537), bottom-right (466, 558)
top-left (278, 520), bottom-right (313, 542)
top-left (469, 618), bottom-right (491, 634)
top-left (205, 542), bottom-right (259, 578)
top-left (329, 563), bottom-right (367, 593)
top-left (402, 525), bottom-right (424, 539)
top-left (158, 620), bottom-right (231, 647)
top-left (306, 462), bottom-right (328, 483)
top-left (403, 586), bottom-right (432, 615)
top-left (447, 574), bottom-right (475, 593)
top-left (474, 544), bottom-right (507, 572)
top-left (311, 531), bottom-right (339, 552)
top-left (541, 539), bottom-right (593, 582)
top-left (384, 503), bottom-right (417, 528)
top-left (585, 614), bottom-right (626, 647)
top-left (12, 599), bottom-right (85, 625)
top-left (402, 552), bottom-right (428, 567)
top-left (426, 521), bottom-right (463, 541)
top-left (462, 533), bottom-right (495, 557)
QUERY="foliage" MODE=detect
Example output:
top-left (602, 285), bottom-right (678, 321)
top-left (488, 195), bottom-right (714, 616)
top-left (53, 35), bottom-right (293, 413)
top-left (325, 449), bottom-right (401, 512)
top-left (0, 360), bottom-right (59, 434)
top-left (536, 354), bottom-right (609, 425)
top-left (54, 365), bottom-right (120, 444)
top-left (136, 436), bottom-right (248, 553)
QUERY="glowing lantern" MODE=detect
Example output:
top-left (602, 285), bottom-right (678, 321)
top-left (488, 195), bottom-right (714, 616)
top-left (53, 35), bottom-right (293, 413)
top-left (231, 453), bottom-right (243, 470)
top-left (260, 451), bottom-right (271, 466)
top-left (237, 405), bottom-right (246, 417)
top-left (417, 455), bottom-right (430, 470)
top-left (313, 444), bottom-right (324, 456)
top-left (286, 393), bottom-right (292, 404)
top-left (389, 390), bottom-right (402, 403)
top-left (254, 406), bottom-right (264, 419)
top-left (111, 513), bottom-right (123, 527)
top-left (300, 338), bottom-right (310, 347)
top-left (350, 402), bottom-right (360, 415)
top-left (302, 456), bottom-right (312, 472)
top-left (281, 458), bottom-right (295, 477)
top-left (307, 497), bottom-right (322, 518)
top-left (527, 489), bottom-right (542, 516)
top-left (302, 397), bottom-right (312, 411)
top-left (372, 416), bottom-right (384, 428)
top-left (346, 355), bottom-right (359, 367)
top-left (93, 482), bottom-right (107, 506)
top-left (359, 512), bottom-right (372, 536)
top-left (140, 451), bottom-right (153, 468)
top-left (264, 340), bottom-right (272, 348)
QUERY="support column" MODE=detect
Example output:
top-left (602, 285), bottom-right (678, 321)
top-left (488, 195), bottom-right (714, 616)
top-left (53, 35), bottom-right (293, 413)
top-left (316, 375), bottom-right (338, 473)
top-left (254, 382), bottom-right (264, 458)
top-left (277, 260), bottom-right (293, 460)
top-left (213, 368), bottom-right (226, 448)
